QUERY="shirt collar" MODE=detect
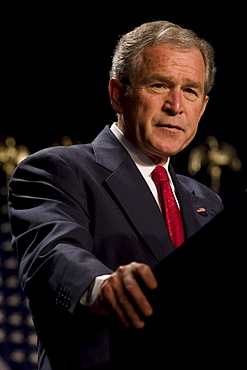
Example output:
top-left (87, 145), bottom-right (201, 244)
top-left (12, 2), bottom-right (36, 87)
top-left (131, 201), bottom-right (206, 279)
top-left (110, 122), bottom-right (170, 180)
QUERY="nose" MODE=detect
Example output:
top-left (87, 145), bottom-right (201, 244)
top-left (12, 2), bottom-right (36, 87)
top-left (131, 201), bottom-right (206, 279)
top-left (162, 90), bottom-right (183, 116)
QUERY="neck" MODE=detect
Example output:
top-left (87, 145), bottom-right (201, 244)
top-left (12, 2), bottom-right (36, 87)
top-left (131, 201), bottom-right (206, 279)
top-left (116, 121), bottom-right (169, 166)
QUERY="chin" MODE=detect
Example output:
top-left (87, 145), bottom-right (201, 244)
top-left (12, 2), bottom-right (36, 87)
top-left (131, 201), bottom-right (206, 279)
top-left (155, 144), bottom-right (182, 157)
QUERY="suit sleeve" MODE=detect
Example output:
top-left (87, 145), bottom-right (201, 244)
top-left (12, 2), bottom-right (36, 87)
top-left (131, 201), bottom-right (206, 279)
top-left (8, 149), bottom-right (113, 314)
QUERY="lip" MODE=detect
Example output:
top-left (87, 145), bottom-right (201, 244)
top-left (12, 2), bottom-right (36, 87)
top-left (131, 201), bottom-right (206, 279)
top-left (156, 124), bottom-right (184, 131)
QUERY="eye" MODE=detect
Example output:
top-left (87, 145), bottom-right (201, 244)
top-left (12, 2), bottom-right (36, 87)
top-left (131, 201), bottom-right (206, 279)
top-left (149, 83), bottom-right (168, 93)
top-left (152, 83), bottom-right (165, 88)
top-left (185, 88), bottom-right (198, 96)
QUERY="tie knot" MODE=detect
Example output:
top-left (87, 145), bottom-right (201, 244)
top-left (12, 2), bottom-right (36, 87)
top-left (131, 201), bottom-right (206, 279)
top-left (151, 166), bottom-right (169, 185)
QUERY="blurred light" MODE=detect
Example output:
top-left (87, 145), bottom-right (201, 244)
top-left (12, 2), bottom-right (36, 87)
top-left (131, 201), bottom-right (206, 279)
top-left (0, 137), bottom-right (30, 184)
top-left (189, 136), bottom-right (242, 193)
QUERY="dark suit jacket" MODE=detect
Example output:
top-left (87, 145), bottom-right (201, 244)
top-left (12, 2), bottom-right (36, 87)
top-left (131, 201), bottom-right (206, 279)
top-left (8, 125), bottom-right (223, 369)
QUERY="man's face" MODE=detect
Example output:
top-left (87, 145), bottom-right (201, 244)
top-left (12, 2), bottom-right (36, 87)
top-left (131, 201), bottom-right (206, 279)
top-left (111, 45), bottom-right (209, 165)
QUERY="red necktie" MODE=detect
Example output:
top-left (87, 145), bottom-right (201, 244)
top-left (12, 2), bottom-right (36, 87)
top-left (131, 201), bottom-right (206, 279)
top-left (151, 166), bottom-right (184, 248)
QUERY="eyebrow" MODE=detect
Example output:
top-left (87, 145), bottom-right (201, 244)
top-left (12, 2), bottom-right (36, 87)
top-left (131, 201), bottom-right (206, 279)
top-left (184, 79), bottom-right (203, 93)
top-left (142, 74), bottom-right (203, 93)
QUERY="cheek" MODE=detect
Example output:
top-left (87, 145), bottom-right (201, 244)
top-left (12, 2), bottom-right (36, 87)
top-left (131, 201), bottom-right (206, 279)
top-left (182, 106), bottom-right (204, 145)
top-left (187, 103), bottom-right (205, 129)
top-left (127, 97), bottom-right (156, 132)
top-left (139, 98), bottom-right (162, 130)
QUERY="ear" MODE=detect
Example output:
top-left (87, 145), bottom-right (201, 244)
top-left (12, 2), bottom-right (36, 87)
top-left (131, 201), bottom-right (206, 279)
top-left (108, 78), bottom-right (125, 114)
top-left (200, 95), bottom-right (209, 118)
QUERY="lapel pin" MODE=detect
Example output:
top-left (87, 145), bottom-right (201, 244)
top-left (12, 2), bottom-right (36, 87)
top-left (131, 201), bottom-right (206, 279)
top-left (196, 207), bottom-right (206, 213)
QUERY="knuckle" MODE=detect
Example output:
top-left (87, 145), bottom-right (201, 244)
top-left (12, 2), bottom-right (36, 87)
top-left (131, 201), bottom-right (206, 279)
top-left (138, 263), bottom-right (151, 276)
top-left (140, 264), bottom-right (150, 274)
top-left (118, 295), bottom-right (129, 306)
top-left (130, 261), bottom-right (139, 269)
top-left (117, 265), bottom-right (127, 274)
top-left (108, 272), bottom-right (118, 284)
top-left (125, 281), bottom-right (138, 294)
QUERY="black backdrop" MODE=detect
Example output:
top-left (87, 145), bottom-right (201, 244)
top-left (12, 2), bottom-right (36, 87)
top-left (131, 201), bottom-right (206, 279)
top-left (3, 4), bottom-right (246, 203)
top-left (1, 4), bottom-right (246, 369)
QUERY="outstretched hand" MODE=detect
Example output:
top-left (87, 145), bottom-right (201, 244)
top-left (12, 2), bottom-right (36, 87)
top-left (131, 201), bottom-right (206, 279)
top-left (95, 262), bottom-right (157, 329)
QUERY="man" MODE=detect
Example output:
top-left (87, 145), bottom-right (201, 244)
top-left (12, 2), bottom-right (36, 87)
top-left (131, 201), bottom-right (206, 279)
top-left (8, 21), bottom-right (223, 369)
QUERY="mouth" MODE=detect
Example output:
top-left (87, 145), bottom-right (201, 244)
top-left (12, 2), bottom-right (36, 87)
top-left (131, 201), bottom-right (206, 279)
top-left (156, 123), bottom-right (184, 131)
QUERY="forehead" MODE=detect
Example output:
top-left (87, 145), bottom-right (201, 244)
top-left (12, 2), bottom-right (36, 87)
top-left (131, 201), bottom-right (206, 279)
top-left (137, 45), bottom-right (206, 85)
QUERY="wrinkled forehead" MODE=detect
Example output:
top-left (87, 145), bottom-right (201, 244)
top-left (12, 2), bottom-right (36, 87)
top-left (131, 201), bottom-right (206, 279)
top-left (135, 44), bottom-right (206, 87)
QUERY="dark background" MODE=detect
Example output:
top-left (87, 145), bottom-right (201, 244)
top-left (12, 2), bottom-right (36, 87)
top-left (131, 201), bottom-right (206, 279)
top-left (1, 4), bottom-right (246, 369)
top-left (2, 4), bottom-right (246, 202)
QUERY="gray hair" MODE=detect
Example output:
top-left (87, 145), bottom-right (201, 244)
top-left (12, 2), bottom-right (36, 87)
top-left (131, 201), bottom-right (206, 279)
top-left (110, 21), bottom-right (216, 95)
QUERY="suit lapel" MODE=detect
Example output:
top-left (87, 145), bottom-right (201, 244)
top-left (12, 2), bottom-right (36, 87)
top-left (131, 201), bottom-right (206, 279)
top-left (92, 126), bottom-right (217, 261)
top-left (170, 165), bottom-right (217, 238)
top-left (93, 126), bottom-right (174, 262)
top-left (104, 159), bottom-right (174, 261)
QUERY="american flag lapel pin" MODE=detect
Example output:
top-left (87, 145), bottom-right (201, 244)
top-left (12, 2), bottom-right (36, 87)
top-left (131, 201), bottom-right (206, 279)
top-left (196, 207), bottom-right (206, 213)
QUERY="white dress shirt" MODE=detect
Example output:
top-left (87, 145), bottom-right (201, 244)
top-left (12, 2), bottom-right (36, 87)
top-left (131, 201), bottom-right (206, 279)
top-left (110, 122), bottom-right (179, 208)
top-left (80, 123), bottom-right (179, 307)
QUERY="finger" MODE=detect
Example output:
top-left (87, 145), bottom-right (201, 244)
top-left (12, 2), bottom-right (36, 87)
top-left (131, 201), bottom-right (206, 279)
top-left (98, 265), bottom-right (157, 329)
top-left (114, 285), bottom-right (146, 329)
top-left (131, 262), bottom-right (158, 290)
top-left (120, 263), bottom-right (157, 318)
top-left (121, 272), bottom-right (153, 319)
top-left (101, 273), bottom-right (146, 329)
top-left (99, 275), bottom-right (131, 328)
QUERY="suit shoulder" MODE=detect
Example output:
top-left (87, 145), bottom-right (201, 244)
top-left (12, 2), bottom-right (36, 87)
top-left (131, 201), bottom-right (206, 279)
top-left (19, 144), bottom-right (93, 167)
top-left (11, 144), bottom-right (95, 182)
top-left (32, 143), bottom-right (92, 160)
